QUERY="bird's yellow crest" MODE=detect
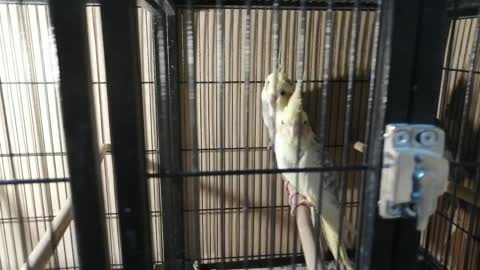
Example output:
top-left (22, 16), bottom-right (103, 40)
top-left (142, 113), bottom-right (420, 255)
top-left (284, 79), bottom-right (304, 122)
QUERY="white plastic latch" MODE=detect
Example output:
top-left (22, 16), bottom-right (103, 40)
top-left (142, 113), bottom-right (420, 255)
top-left (378, 124), bottom-right (449, 231)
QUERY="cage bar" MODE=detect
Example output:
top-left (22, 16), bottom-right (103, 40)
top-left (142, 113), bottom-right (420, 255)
top-left (173, 0), bottom-right (379, 9)
top-left (356, 0), bottom-right (389, 268)
top-left (154, 5), bottom-right (188, 269)
top-left (48, 0), bottom-right (110, 269)
top-left (99, 0), bottom-right (153, 269)
top-left (1, 1), bottom-right (479, 270)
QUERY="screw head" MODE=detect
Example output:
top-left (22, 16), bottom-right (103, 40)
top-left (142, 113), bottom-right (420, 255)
top-left (394, 130), bottom-right (410, 146)
top-left (413, 169), bottom-right (426, 182)
top-left (417, 130), bottom-right (438, 146)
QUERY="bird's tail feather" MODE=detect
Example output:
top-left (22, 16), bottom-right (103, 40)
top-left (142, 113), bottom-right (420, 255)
top-left (320, 216), bottom-right (354, 270)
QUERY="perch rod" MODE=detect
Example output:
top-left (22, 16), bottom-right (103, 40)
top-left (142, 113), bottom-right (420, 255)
top-left (296, 204), bottom-right (324, 270)
top-left (20, 198), bottom-right (73, 270)
top-left (20, 144), bottom-right (111, 270)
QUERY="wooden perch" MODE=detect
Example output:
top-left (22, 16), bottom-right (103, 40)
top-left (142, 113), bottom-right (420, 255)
top-left (353, 141), bottom-right (366, 153)
top-left (21, 144), bottom-right (111, 270)
top-left (296, 205), bottom-right (324, 270)
top-left (284, 177), bottom-right (325, 270)
top-left (20, 198), bottom-right (73, 270)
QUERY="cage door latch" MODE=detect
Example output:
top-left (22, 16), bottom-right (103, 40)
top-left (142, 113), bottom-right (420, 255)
top-left (378, 124), bottom-right (449, 231)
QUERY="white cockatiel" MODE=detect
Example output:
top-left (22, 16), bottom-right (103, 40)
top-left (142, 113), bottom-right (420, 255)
top-left (261, 69), bottom-right (295, 148)
top-left (275, 82), bottom-right (354, 270)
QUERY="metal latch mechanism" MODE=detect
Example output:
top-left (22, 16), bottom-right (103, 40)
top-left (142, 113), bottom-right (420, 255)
top-left (378, 124), bottom-right (449, 231)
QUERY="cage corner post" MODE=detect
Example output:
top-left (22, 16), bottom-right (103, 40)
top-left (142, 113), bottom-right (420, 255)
top-left (100, 0), bottom-right (154, 269)
top-left (48, 0), bottom-right (110, 269)
top-left (154, 4), bottom-right (191, 270)
top-left (357, 0), bottom-right (449, 269)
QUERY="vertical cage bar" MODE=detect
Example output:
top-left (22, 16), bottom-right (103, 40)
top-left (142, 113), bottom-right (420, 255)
top-left (242, 2), bottom-right (252, 268)
top-left (394, 0), bottom-right (448, 269)
top-left (409, 0), bottom-right (449, 123)
top-left (315, 1), bottom-right (335, 268)
top-left (154, 10), bottom-right (173, 269)
top-left (368, 1), bottom-right (420, 268)
top-left (356, 0), bottom-right (392, 269)
top-left (214, 0), bottom-right (226, 268)
top-left (48, 0), bottom-right (110, 269)
top-left (155, 6), bottom-right (188, 269)
top-left (184, 0), bottom-right (201, 266)
top-left (99, 0), bottom-right (153, 269)
top-left (338, 1), bottom-right (360, 269)
top-left (269, 1), bottom-right (280, 268)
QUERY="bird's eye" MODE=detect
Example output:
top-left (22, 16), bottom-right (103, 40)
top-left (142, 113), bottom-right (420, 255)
top-left (281, 121), bottom-right (285, 125)
top-left (266, 81), bottom-right (270, 86)
top-left (280, 91), bottom-right (286, 96)
top-left (303, 120), bottom-right (307, 125)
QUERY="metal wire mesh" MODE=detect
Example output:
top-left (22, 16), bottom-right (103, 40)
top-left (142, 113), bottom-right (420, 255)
top-left (0, 2), bottom-right (161, 269)
top-left (0, 3), bottom-right (75, 269)
top-left (421, 11), bottom-right (480, 270)
top-left (174, 3), bottom-right (380, 267)
top-left (1, 1), bottom-right (480, 270)
top-left (0, 1), bottom-right (383, 269)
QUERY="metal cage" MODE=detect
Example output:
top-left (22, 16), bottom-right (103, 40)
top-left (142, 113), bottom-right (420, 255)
top-left (0, 0), bottom-right (479, 270)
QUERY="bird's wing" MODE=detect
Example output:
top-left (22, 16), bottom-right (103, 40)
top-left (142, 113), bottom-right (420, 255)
top-left (299, 141), bottom-right (341, 204)
top-left (298, 142), bottom-right (353, 270)
top-left (261, 97), bottom-right (274, 140)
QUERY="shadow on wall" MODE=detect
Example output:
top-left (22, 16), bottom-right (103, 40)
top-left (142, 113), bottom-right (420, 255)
top-left (441, 76), bottom-right (479, 169)
top-left (434, 75), bottom-right (480, 266)
top-left (300, 70), bottom-right (371, 153)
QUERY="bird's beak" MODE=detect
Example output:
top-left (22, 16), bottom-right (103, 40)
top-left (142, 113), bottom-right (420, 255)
top-left (291, 126), bottom-right (299, 140)
top-left (269, 95), bottom-right (277, 106)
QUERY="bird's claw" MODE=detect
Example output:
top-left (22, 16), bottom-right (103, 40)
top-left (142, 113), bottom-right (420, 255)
top-left (267, 141), bottom-right (274, 151)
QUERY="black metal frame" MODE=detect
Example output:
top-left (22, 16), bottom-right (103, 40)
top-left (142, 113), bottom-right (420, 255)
top-left (198, 255), bottom-right (306, 270)
top-left (48, 0), bottom-right (110, 269)
top-left (100, 0), bottom-right (153, 269)
top-left (361, 1), bottom-right (450, 270)
top-left (7, 0), bottom-right (469, 269)
top-left (172, 0), bottom-right (378, 9)
top-left (0, 0), bottom-right (469, 8)
top-left (154, 4), bottom-right (188, 270)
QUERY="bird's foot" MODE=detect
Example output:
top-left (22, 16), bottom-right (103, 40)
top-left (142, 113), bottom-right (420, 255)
top-left (267, 141), bottom-right (274, 151)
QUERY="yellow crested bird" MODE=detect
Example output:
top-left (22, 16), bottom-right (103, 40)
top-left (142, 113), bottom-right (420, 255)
top-left (261, 69), bottom-right (294, 149)
top-left (274, 80), bottom-right (353, 270)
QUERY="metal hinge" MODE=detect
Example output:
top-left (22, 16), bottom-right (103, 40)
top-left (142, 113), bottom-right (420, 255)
top-left (378, 124), bottom-right (449, 231)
